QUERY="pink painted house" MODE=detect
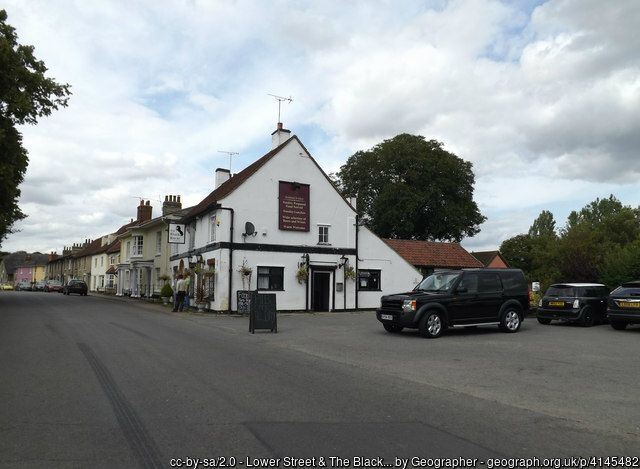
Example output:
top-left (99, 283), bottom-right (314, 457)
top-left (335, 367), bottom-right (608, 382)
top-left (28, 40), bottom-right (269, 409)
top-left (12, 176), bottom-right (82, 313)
top-left (14, 266), bottom-right (34, 284)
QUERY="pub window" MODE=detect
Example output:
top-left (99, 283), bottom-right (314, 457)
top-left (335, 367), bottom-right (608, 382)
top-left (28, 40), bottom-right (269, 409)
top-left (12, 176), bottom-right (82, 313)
top-left (156, 231), bottom-right (162, 254)
top-left (257, 266), bottom-right (284, 291)
top-left (318, 225), bottom-right (330, 244)
top-left (358, 270), bottom-right (381, 291)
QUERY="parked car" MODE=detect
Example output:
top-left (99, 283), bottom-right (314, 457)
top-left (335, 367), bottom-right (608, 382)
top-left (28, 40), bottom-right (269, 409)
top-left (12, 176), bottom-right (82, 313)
top-left (607, 281), bottom-right (640, 330)
top-left (33, 280), bottom-right (46, 291)
top-left (1, 282), bottom-right (14, 291)
top-left (63, 280), bottom-right (88, 296)
top-left (15, 281), bottom-right (32, 291)
top-left (44, 280), bottom-right (63, 293)
top-left (376, 268), bottom-right (528, 338)
top-left (536, 283), bottom-right (609, 326)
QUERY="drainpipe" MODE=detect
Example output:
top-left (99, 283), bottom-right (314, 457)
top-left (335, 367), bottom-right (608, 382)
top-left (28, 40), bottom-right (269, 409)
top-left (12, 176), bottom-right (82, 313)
top-left (355, 215), bottom-right (359, 310)
top-left (218, 207), bottom-right (234, 314)
top-left (305, 253), bottom-right (310, 312)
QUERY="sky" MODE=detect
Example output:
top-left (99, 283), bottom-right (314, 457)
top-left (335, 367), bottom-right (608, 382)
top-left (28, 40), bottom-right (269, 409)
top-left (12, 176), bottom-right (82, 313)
top-left (2, 0), bottom-right (639, 254)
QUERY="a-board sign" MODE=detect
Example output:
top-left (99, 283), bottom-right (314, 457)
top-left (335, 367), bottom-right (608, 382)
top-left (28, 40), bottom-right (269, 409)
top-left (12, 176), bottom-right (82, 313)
top-left (168, 223), bottom-right (186, 244)
top-left (250, 292), bottom-right (277, 333)
top-left (237, 290), bottom-right (252, 315)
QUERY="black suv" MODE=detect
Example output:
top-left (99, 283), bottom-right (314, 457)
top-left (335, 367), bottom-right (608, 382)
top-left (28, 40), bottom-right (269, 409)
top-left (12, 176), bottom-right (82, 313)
top-left (607, 281), bottom-right (640, 330)
top-left (376, 269), bottom-right (528, 338)
top-left (63, 280), bottom-right (88, 296)
top-left (537, 283), bottom-right (609, 326)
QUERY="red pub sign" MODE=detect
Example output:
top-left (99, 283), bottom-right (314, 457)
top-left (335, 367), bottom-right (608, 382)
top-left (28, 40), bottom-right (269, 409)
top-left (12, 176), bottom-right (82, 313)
top-left (278, 181), bottom-right (310, 231)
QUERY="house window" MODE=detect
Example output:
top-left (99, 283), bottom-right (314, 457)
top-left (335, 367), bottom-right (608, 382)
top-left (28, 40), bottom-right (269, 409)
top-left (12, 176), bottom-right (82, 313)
top-left (257, 266), bottom-right (284, 291)
top-left (132, 236), bottom-right (143, 257)
top-left (107, 275), bottom-right (114, 288)
top-left (94, 258), bottom-right (97, 268)
top-left (156, 231), bottom-right (162, 254)
top-left (125, 241), bottom-right (131, 260)
top-left (358, 269), bottom-right (381, 291)
top-left (100, 257), bottom-right (104, 267)
top-left (318, 225), bottom-right (330, 244)
top-left (209, 215), bottom-right (217, 243)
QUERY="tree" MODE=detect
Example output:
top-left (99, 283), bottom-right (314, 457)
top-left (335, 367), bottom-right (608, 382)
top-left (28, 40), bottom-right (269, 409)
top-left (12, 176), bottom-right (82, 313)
top-left (0, 9), bottom-right (71, 244)
top-left (335, 134), bottom-right (486, 241)
top-left (528, 210), bottom-right (556, 238)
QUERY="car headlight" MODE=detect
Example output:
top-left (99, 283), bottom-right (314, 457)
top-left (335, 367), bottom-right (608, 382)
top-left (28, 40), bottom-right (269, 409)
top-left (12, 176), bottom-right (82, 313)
top-left (402, 299), bottom-right (417, 312)
top-left (573, 299), bottom-right (580, 308)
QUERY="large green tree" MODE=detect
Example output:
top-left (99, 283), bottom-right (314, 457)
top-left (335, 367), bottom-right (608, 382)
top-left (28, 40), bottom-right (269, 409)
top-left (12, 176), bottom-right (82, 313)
top-left (335, 133), bottom-right (486, 241)
top-left (501, 196), bottom-right (640, 289)
top-left (0, 9), bottom-right (71, 244)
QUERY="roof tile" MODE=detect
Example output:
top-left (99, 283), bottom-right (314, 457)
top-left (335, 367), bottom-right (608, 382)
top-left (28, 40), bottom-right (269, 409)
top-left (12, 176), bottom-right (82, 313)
top-left (383, 239), bottom-right (483, 269)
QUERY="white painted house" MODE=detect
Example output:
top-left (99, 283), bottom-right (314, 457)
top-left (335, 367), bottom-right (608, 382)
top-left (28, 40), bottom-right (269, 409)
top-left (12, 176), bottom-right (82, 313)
top-left (170, 124), bottom-right (421, 312)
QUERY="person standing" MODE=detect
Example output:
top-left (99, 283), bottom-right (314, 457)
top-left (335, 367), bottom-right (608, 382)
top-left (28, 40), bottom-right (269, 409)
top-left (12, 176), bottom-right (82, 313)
top-left (172, 274), bottom-right (186, 312)
top-left (183, 273), bottom-right (191, 309)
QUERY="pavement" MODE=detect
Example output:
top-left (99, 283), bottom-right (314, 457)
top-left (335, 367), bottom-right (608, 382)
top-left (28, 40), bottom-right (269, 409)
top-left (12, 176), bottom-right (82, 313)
top-left (1, 291), bottom-right (638, 468)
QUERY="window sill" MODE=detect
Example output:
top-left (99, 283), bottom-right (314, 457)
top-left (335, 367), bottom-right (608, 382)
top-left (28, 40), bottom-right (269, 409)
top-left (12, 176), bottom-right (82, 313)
top-left (317, 242), bottom-right (332, 246)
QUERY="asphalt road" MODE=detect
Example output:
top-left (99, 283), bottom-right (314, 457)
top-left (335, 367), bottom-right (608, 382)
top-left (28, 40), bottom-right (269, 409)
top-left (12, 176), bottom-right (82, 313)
top-left (0, 291), bottom-right (638, 468)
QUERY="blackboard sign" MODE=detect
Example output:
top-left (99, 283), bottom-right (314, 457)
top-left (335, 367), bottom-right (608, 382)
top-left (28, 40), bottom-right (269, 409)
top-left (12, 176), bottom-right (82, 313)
top-left (249, 293), bottom-right (277, 333)
top-left (237, 290), bottom-right (252, 315)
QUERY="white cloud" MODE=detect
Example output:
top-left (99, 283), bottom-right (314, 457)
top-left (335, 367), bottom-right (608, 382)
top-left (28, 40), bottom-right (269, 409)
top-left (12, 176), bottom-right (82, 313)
top-left (2, 0), bottom-right (640, 254)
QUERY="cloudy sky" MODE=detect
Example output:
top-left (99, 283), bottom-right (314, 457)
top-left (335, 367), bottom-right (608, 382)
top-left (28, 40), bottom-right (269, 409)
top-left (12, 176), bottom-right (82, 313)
top-left (3, 0), bottom-right (639, 254)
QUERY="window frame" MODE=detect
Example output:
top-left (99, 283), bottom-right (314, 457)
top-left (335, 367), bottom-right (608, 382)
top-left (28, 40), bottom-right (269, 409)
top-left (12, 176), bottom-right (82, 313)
top-left (256, 266), bottom-right (285, 291)
top-left (318, 224), bottom-right (330, 244)
top-left (132, 235), bottom-right (144, 257)
top-left (156, 231), bottom-right (162, 254)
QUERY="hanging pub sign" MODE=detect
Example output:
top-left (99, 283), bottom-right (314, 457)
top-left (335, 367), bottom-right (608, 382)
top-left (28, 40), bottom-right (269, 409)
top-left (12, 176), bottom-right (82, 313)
top-left (168, 223), bottom-right (186, 244)
top-left (278, 181), bottom-right (310, 231)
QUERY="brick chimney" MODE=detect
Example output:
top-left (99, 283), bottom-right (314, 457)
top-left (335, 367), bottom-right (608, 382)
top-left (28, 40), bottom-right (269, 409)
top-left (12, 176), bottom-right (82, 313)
top-left (48, 252), bottom-right (59, 262)
top-left (271, 122), bottom-right (291, 149)
top-left (137, 199), bottom-right (153, 222)
top-left (215, 168), bottom-right (231, 189)
top-left (162, 195), bottom-right (182, 216)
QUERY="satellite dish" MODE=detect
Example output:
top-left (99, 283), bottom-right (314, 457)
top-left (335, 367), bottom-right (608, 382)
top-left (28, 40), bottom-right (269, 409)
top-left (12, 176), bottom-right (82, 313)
top-left (244, 222), bottom-right (256, 236)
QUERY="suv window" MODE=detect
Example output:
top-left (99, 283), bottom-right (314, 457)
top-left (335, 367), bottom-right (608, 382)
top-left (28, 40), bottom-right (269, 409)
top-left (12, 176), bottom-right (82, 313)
top-left (458, 273), bottom-right (479, 293)
top-left (500, 270), bottom-right (526, 292)
top-left (479, 273), bottom-right (502, 293)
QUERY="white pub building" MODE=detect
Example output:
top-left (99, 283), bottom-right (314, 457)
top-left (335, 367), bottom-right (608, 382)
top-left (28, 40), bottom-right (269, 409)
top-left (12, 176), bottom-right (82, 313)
top-left (170, 124), bottom-right (421, 312)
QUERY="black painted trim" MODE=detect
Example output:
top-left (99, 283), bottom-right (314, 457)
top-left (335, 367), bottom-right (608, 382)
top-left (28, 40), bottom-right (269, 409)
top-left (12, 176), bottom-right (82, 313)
top-left (170, 242), bottom-right (356, 261)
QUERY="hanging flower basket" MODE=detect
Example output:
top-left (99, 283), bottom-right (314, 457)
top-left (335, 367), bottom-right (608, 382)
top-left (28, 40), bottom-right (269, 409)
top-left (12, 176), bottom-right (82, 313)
top-left (295, 265), bottom-right (309, 284)
top-left (344, 266), bottom-right (356, 281)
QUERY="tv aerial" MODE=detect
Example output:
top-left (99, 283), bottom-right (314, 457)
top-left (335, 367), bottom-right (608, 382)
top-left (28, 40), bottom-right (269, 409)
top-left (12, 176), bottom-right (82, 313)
top-left (268, 93), bottom-right (293, 123)
top-left (217, 150), bottom-right (239, 173)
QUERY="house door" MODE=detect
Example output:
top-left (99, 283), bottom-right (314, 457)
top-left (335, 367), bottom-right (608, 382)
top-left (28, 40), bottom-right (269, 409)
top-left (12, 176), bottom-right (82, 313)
top-left (311, 271), bottom-right (331, 311)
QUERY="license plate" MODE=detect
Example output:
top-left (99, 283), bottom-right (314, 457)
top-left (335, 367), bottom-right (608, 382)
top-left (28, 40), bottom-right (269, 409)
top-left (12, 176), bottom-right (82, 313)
top-left (548, 301), bottom-right (564, 307)
top-left (380, 314), bottom-right (394, 321)
top-left (618, 301), bottom-right (640, 308)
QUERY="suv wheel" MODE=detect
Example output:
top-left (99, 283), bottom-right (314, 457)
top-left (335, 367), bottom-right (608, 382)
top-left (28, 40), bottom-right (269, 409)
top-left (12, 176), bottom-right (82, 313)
top-left (383, 323), bottom-right (403, 333)
top-left (537, 317), bottom-right (551, 325)
top-left (610, 321), bottom-right (627, 330)
top-left (500, 308), bottom-right (522, 333)
top-left (419, 311), bottom-right (444, 339)
top-left (580, 306), bottom-right (595, 327)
